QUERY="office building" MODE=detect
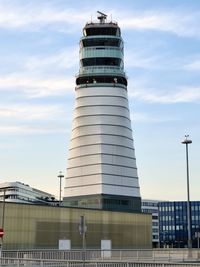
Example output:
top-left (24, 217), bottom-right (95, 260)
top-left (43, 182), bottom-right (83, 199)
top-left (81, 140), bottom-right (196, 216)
top-left (0, 181), bottom-right (57, 205)
top-left (142, 199), bottom-right (159, 248)
top-left (64, 12), bottom-right (141, 212)
top-left (159, 201), bottom-right (200, 248)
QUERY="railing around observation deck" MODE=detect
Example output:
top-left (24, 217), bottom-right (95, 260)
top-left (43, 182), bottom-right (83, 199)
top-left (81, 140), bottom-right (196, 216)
top-left (78, 66), bottom-right (125, 75)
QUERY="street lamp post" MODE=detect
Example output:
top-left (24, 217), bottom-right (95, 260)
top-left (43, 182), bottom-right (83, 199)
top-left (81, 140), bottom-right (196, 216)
top-left (0, 189), bottom-right (6, 257)
top-left (182, 135), bottom-right (192, 248)
top-left (79, 215), bottom-right (87, 266)
top-left (57, 171), bottom-right (64, 205)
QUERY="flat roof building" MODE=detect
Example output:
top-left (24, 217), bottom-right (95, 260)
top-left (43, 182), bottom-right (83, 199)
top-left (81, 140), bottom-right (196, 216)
top-left (142, 199), bottom-right (160, 248)
top-left (159, 201), bottom-right (200, 248)
top-left (0, 181), bottom-right (57, 205)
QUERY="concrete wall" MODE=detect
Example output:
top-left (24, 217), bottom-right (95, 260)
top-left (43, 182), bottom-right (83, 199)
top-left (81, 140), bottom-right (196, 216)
top-left (0, 202), bottom-right (151, 249)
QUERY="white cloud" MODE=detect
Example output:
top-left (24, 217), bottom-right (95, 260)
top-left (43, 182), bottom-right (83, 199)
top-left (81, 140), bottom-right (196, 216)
top-left (0, 2), bottom-right (199, 38)
top-left (129, 86), bottom-right (200, 104)
top-left (125, 51), bottom-right (158, 69)
top-left (0, 124), bottom-right (68, 135)
top-left (0, 102), bottom-right (73, 135)
top-left (24, 49), bottom-right (78, 71)
top-left (0, 103), bottom-right (71, 135)
top-left (0, 104), bottom-right (66, 121)
top-left (0, 3), bottom-right (88, 31)
top-left (130, 112), bottom-right (177, 123)
top-left (0, 74), bottom-right (75, 97)
top-left (0, 47), bottom-right (78, 97)
top-left (184, 58), bottom-right (200, 71)
top-left (119, 10), bottom-right (200, 38)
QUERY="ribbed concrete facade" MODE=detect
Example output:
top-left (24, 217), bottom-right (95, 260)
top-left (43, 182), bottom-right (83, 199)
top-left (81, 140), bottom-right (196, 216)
top-left (64, 13), bottom-right (141, 212)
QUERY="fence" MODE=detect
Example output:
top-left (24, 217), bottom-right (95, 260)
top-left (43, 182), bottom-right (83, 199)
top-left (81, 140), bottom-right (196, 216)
top-left (1, 249), bottom-right (200, 263)
top-left (0, 259), bottom-right (200, 267)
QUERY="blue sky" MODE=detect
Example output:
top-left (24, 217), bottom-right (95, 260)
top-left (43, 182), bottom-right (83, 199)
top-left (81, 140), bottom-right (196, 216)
top-left (0, 0), bottom-right (199, 201)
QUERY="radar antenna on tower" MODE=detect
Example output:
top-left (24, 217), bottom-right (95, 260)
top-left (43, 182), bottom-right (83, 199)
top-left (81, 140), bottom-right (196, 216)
top-left (97, 11), bottom-right (107, 23)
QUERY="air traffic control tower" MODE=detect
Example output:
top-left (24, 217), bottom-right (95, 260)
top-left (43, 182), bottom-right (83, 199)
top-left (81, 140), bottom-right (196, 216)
top-left (64, 12), bottom-right (141, 212)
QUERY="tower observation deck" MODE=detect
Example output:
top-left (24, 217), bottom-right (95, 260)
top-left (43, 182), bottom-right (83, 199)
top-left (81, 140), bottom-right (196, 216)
top-left (63, 12), bottom-right (141, 212)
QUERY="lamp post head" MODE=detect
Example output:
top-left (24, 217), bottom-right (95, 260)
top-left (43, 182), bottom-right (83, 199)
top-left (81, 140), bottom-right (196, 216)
top-left (182, 135), bottom-right (192, 145)
top-left (57, 171), bottom-right (64, 179)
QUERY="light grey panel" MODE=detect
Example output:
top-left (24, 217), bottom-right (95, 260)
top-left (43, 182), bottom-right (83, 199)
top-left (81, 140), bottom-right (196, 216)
top-left (74, 106), bottom-right (130, 118)
top-left (65, 184), bottom-right (102, 197)
top-left (69, 135), bottom-right (133, 148)
top-left (102, 184), bottom-right (140, 197)
top-left (102, 175), bottom-right (139, 187)
top-left (72, 125), bottom-right (133, 139)
top-left (66, 175), bottom-right (101, 187)
top-left (67, 164), bottom-right (102, 177)
top-left (101, 144), bottom-right (136, 158)
top-left (68, 144), bottom-right (101, 158)
top-left (101, 164), bottom-right (138, 177)
top-left (76, 86), bottom-right (128, 98)
top-left (67, 154), bottom-right (101, 168)
top-left (101, 154), bottom-right (136, 167)
top-left (72, 116), bottom-right (131, 129)
top-left (75, 97), bottom-right (128, 108)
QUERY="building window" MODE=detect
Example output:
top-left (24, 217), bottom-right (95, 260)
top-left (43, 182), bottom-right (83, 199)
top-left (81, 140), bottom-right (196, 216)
top-left (152, 215), bottom-right (158, 219)
top-left (153, 222), bottom-right (158, 226)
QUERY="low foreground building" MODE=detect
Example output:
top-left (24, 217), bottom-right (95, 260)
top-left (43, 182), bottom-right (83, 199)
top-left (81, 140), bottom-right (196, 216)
top-left (0, 202), bottom-right (151, 250)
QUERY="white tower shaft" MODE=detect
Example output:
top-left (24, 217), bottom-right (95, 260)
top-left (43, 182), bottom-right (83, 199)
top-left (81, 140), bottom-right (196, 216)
top-left (64, 13), bottom-right (141, 212)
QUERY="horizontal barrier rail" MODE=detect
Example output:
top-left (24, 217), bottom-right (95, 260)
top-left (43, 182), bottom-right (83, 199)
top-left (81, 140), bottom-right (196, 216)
top-left (1, 249), bottom-right (200, 263)
top-left (0, 259), bottom-right (200, 267)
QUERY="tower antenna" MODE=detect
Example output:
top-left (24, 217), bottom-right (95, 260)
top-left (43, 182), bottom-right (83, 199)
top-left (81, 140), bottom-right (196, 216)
top-left (97, 11), bottom-right (107, 23)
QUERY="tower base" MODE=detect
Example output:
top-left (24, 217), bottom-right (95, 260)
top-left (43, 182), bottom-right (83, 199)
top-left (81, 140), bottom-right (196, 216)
top-left (63, 194), bottom-right (141, 212)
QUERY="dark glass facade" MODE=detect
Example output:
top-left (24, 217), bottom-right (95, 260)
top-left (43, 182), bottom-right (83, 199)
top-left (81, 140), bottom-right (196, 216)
top-left (64, 194), bottom-right (141, 212)
top-left (159, 201), bottom-right (200, 248)
top-left (81, 57), bottom-right (122, 67)
top-left (84, 26), bottom-right (120, 37)
top-left (76, 75), bottom-right (127, 86)
top-left (82, 38), bottom-right (121, 47)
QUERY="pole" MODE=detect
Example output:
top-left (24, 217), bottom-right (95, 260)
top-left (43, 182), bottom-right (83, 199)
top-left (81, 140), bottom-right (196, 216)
top-left (1, 190), bottom-right (5, 229)
top-left (182, 135), bottom-right (192, 249)
top-left (0, 189), bottom-right (6, 257)
top-left (57, 171), bottom-right (64, 205)
top-left (79, 216), bottom-right (87, 266)
top-left (59, 177), bottom-right (62, 203)
top-left (186, 142), bottom-right (192, 248)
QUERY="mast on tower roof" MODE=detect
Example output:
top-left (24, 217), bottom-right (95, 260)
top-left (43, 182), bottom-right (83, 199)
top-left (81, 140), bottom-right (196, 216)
top-left (97, 11), bottom-right (107, 23)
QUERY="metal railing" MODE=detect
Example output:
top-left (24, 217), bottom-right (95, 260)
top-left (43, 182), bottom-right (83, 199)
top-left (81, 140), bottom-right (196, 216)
top-left (80, 47), bottom-right (123, 52)
top-left (78, 66), bottom-right (125, 75)
top-left (1, 249), bottom-right (200, 263)
top-left (0, 259), bottom-right (200, 267)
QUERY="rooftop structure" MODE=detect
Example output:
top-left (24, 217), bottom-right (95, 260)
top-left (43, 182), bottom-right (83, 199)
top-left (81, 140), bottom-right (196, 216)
top-left (0, 181), bottom-right (57, 205)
